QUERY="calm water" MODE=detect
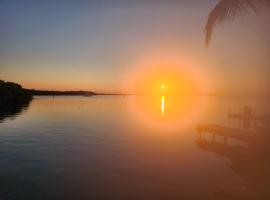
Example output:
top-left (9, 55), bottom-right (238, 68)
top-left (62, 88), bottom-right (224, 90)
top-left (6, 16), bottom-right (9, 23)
top-left (0, 96), bottom-right (269, 200)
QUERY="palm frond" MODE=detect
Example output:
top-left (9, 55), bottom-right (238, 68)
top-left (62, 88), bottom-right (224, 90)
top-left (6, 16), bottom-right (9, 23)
top-left (205, 0), bottom-right (270, 47)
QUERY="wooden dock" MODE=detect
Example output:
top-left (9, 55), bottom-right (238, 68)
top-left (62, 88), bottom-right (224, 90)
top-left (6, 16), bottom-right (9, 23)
top-left (196, 124), bottom-right (257, 143)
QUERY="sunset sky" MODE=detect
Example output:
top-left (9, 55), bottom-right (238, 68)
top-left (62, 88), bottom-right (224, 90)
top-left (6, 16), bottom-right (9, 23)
top-left (1, 0), bottom-right (269, 94)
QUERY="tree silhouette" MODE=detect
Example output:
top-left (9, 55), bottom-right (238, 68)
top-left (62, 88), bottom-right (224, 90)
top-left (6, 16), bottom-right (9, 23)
top-left (205, 0), bottom-right (270, 47)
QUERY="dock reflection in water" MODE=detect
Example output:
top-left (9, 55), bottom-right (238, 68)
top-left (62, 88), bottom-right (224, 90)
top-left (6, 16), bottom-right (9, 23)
top-left (196, 106), bottom-right (270, 199)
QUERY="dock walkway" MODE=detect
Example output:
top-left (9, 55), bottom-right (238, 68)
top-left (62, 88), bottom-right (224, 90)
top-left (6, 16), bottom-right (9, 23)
top-left (196, 124), bottom-right (257, 143)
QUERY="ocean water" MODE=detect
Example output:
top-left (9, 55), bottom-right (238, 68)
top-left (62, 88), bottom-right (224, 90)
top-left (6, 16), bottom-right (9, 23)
top-left (0, 96), bottom-right (269, 200)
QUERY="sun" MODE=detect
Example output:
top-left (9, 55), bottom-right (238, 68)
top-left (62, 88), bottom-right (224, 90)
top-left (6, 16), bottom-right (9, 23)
top-left (161, 84), bottom-right (166, 90)
top-left (160, 84), bottom-right (167, 95)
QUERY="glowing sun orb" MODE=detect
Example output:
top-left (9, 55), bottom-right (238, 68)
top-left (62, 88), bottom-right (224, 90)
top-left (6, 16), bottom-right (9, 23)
top-left (122, 55), bottom-right (212, 132)
top-left (161, 85), bottom-right (166, 90)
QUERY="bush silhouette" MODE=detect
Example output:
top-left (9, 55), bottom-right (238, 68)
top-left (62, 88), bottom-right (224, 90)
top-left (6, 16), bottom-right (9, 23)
top-left (0, 80), bottom-right (32, 105)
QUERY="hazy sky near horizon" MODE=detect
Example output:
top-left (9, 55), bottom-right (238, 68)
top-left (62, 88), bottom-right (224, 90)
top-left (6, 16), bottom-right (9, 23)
top-left (0, 0), bottom-right (269, 94)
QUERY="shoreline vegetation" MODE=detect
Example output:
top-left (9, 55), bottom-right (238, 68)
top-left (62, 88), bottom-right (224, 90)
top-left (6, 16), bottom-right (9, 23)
top-left (0, 80), bottom-right (32, 122)
top-left (0, 80), bottom-right (125, 105)
top-left (0, 80), bottom-right (124, 122)
top-left (0, 80), bottom-right (32, 105)
top-left (29, 90), bottom-right (125, 96)
top-left (29, 89), bottom-right (96, 96)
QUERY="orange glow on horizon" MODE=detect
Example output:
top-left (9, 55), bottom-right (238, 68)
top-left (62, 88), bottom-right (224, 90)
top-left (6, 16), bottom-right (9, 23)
top-left (122, 54), bottom-right (212, 96)
top-left (125, 68), bottom-right (197, 95)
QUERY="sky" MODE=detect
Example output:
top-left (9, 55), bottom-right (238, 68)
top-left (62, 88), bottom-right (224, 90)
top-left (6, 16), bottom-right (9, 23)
top-left (0, 0), bottom-right (269, 94)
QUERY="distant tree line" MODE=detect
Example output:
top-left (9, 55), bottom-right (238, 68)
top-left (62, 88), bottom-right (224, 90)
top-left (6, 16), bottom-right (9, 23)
top-left (28, 89), bottom-right (96, 96)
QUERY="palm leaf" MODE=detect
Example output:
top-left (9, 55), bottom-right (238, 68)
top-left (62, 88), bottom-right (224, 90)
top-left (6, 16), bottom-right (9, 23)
top-left (205, 0), bottom-right (270, 47)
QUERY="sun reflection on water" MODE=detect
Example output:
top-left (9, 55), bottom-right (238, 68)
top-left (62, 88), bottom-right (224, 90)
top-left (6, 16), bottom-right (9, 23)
top-left (161, 96), bottom-right (165, 116)
top-left (127, 95), bottom-right (209, 131)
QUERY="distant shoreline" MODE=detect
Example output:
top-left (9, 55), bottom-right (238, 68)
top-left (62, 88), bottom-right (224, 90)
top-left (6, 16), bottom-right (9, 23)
top-left (2, 80), bottom-right (269, 97)
top-left (31, 93), bottom-right (270, 97)
top-left (28, 89), bottom-right (96, 96)
top-left (28, 89), bottom-right (128, 96)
